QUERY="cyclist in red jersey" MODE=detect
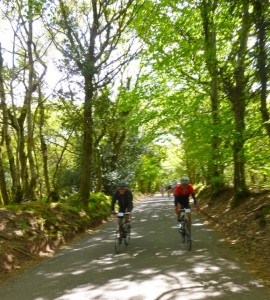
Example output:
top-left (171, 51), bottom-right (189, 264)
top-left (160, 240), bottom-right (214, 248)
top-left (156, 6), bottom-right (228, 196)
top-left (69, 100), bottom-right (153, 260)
top-left (173, 176), bottom-right (199, 232)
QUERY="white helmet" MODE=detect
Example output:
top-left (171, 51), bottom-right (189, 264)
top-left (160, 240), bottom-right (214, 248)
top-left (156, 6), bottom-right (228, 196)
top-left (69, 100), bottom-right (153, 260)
top-left (180, 176), bottom-right (190, 184)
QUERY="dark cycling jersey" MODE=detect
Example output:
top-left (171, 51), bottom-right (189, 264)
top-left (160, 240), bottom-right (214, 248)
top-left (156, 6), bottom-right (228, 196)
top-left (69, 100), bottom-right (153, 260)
top-left (111, 189), bottom-right (133, 212)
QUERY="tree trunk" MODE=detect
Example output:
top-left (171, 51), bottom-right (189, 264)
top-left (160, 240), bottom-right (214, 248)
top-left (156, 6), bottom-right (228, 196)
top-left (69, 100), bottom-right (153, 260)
top-left (253, 0), bottom-right (270, 138)
top-left (24, 3), bottom-right (37, 201)
top-left (17, 111), bottom-right (29, 202)
top-left (222, 1), bottom-right (250, 202)
top-left (79, 79), bottom-right (94, 207)
top-left (38, 86), bottom-right (51, 197)
top-left (0, 43), bottom-right (15, 204)
top-left (95, 147), bottom-right (103, 192)
top-left (231, 89), bottom-right (248, 201)
top-left (0, 145), bottom-right (9, 205)
top-left (77, 0), bottom-right (99, 207)
top-left (54, 0), bottom-right (140, 203)
top-left (200, 0), bottom-right (224, 199)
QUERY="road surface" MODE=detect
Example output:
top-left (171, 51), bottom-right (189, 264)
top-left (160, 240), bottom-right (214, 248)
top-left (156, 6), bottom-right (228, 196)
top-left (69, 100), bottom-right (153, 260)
top-left (0, 194), bottom-right (269, 299)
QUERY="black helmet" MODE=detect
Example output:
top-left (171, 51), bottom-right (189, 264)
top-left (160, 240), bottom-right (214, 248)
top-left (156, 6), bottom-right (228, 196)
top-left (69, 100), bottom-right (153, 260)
top-left (118, 182), bottom-right (127, 188)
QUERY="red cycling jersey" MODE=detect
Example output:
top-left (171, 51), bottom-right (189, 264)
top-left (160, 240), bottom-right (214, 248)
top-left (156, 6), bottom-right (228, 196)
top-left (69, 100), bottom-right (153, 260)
top-left (174, 184), bottom-right (195, 196)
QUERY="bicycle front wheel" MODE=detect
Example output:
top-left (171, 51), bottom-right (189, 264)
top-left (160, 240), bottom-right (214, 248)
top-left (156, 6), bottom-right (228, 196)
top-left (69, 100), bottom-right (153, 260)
top-left (124, 224), bottom-right (131, 245)
top-left (114, 231), bottom-right (122, 254)
top-left (184, 222), bottom-right (192, 251)
top-left (179, 222), bottom-right (186, 243)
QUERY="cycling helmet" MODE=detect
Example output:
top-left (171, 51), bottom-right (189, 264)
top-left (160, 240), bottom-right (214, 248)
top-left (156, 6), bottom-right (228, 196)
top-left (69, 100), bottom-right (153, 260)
top-left (180, 176), bottom-right (190, 184)
top-left (118, 182), bottom-right (127, 188)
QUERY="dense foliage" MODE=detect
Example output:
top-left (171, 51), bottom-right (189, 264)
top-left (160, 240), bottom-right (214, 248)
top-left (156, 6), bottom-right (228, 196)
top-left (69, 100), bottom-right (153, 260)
top-left (0, 0), bottom-right (269, 207)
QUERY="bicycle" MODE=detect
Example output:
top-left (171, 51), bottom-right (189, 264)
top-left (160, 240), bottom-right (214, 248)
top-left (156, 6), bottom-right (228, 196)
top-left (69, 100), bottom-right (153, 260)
top-left (177, 208), bottom-right (192, 251)
top-left (114, 212), bottom-right (131, 254)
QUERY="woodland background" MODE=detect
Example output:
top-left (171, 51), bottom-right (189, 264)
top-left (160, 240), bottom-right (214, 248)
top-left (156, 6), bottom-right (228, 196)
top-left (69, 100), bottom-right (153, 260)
top-left (0, 1), bottom-right (270, 288)
top-left (0, 0), bottom-right (270, 209)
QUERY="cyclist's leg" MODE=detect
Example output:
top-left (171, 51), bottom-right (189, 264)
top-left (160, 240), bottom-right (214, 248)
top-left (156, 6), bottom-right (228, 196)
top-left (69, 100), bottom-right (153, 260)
top-left (182, 200), bottom-right (192, 233)
top-left (117, 216), bottom-right (123, 235)
top-left (125, 213), bottom-right (130, 222)
top-left (124, 214), bottom-right (131, 230)
top-left (127, 214), bottom-right (131, 227)
top-left (177, 205), bottom-right (182, 221)
top-left (124, 214), bottom-right (131, 244)
top-left (178, 197), bottom-right (186, 221)
top-left (174, 196), bottom-right (181, 221)
top-left (187, 212), bottom-right (192, 232)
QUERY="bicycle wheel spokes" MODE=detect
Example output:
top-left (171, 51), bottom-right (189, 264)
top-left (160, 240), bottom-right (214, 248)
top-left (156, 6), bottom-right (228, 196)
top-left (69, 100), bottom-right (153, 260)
top-left (114, 231), bottom-right (122, 254)
top-left (181, 231), bottom-right (186, 244)
top-left (178, 222), bottom-right (186, 243)
top-left (185, 223), bottom-right (192, 251)
top-left (124, 225), bottom-right (131, 245)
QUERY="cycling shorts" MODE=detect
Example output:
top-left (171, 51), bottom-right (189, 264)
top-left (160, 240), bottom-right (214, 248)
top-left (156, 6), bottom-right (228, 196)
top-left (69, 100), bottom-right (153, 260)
top-left (174, 195), bottom-right (190, 209)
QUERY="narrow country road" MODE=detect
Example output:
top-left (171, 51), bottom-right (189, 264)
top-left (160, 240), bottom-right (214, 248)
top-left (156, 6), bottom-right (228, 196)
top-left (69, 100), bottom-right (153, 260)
top-left (0, 194), bottom-right (269, 300)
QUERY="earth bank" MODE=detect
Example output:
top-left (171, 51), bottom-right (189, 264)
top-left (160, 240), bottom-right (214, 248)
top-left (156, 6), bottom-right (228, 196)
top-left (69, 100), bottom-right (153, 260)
top-left (198, 186), bottom-right (270, 289)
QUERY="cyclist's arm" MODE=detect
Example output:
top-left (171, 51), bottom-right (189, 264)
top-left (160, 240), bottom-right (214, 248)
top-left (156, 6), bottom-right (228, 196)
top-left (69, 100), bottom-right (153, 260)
top-left (127, 190), bottom-right (133, 212)
top-left (174, 196), bottom-right (181, 213)
top-left (191, 193), bottom-right (198, 206)
top-left (174, 195), bottom-right (178, 207)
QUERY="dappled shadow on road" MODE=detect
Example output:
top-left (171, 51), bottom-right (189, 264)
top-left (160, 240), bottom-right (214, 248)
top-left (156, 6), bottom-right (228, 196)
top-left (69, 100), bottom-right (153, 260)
top-left (0, 195), bottom-right (269, 300)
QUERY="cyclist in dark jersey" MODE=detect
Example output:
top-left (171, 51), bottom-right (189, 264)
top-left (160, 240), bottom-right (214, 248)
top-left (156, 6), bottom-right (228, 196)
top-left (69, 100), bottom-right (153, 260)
top-left (111, 182), bottom-right (133, 230)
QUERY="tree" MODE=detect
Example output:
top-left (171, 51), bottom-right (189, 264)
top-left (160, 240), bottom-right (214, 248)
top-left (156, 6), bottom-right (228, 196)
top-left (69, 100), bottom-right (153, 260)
top-left (0, 0), bottom-right (269, 205)
top-left (0, 43), bottom-right (10, 205)
top-left (220, 1), bottom-right (251, 200)
top-left (135, 146), bottom-right (166, 193)
top-left (133, 0), bottom-right (269, 198)
top-left (44, 0), bottom-right (144, 206)
top-left (200, 0), bottom-right (225, 197)
top-left (252, 0), bottom-right (270, 138)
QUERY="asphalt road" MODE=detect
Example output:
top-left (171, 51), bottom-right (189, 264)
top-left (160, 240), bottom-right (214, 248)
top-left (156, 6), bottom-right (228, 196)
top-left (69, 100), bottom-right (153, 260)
top-left (0, 194), bottom-right (269, 300)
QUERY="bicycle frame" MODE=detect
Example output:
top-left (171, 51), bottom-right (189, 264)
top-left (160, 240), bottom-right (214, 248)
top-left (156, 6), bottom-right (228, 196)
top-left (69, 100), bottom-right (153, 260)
top-left (114, 212), bottom-right (131, 254)
top-left (177, 208), bottom-right (192, 251)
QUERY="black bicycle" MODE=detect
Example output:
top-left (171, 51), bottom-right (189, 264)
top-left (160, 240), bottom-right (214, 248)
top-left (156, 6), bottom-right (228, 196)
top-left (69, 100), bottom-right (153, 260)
top-left (114, 212), bottom-right (131, 254)
top-left (177, 208), bottom-right (192, 251)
